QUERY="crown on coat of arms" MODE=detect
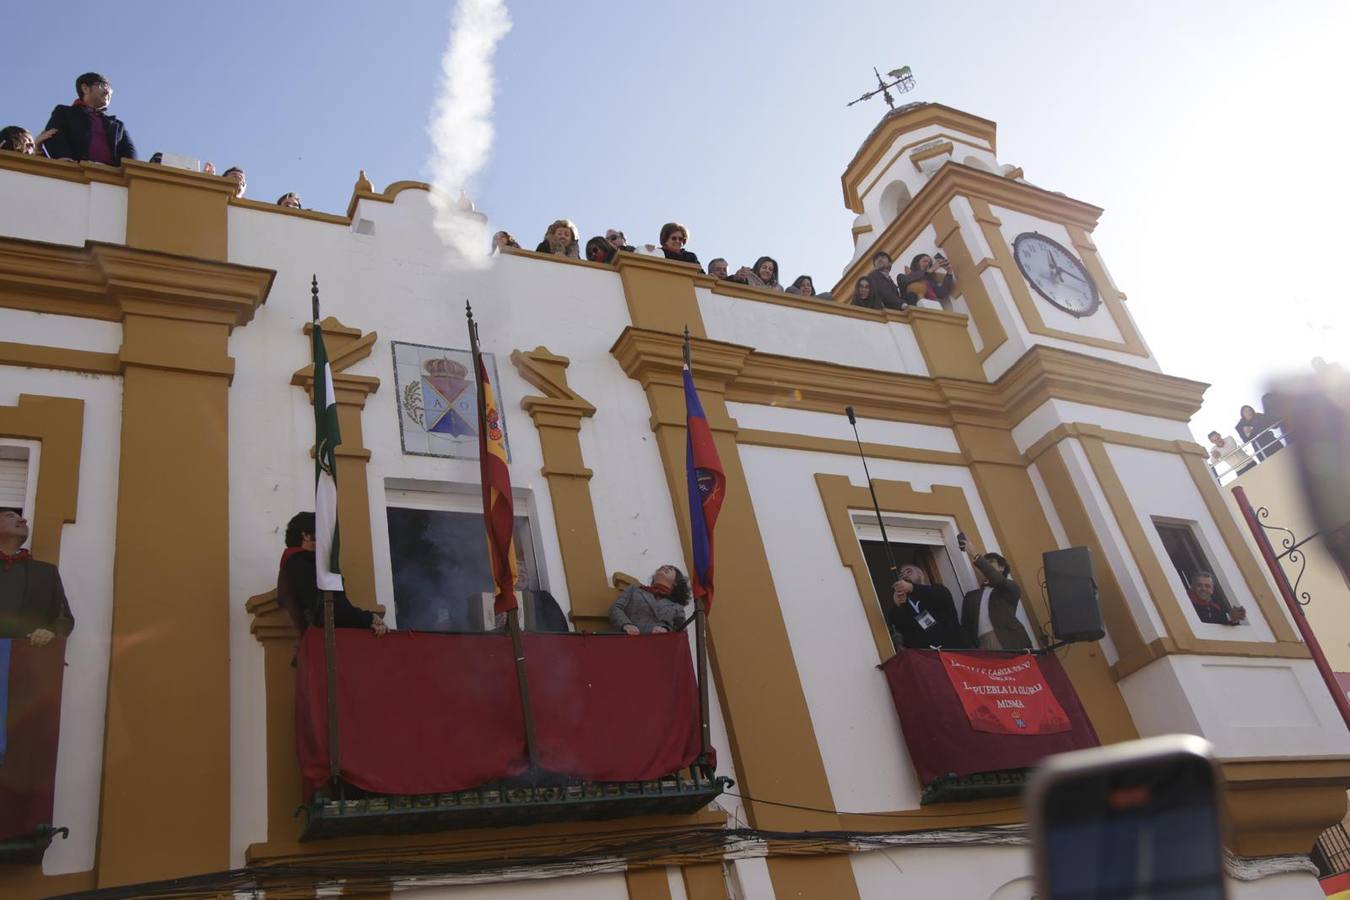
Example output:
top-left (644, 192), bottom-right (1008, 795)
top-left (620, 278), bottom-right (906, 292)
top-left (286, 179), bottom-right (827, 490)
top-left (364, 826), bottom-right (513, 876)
top-left (423, 357), bottom-right (468, 378)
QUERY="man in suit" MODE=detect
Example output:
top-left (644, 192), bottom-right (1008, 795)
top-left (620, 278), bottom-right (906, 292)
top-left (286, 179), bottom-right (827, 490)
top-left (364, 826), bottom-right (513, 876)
top-left (40, 72), bottom-right (137, 165)
top-left (958, 536), bottom-right (1035, 650)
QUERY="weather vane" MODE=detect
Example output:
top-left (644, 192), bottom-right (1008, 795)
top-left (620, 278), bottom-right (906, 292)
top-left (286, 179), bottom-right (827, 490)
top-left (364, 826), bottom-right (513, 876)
top-left (847, 66), bottom-right (916, 110)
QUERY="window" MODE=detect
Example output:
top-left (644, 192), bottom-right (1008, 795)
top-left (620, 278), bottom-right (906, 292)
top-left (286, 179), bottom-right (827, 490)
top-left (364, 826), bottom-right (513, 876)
top-left (852, 513), bottom-right (969, 646)
top-left (1154, 518), bottom-right (1233, 612)
top-left (385, 485), bottom-right (546, 632)
top-left (0, 442), bottom-right (38, 547)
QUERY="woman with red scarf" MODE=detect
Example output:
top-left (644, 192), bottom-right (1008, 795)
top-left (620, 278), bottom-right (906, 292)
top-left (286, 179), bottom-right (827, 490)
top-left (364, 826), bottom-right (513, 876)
top-left (608, 565), bottom-right (691, 635)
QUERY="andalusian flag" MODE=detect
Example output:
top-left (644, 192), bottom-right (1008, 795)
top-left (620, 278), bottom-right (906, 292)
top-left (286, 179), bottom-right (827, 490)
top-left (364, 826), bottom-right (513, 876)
top-left (312, 279), bottom-right (343, 592)
top-left (467, 305), bottom-right (517, 613)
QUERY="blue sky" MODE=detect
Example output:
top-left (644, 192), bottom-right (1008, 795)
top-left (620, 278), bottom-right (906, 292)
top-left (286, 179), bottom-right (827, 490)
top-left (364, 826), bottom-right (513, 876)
top-left (5, 0), bottom-right (1348, 440)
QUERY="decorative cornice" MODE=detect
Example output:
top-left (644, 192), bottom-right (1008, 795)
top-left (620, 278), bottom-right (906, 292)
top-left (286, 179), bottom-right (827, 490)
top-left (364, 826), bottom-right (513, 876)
top-left (291, 317), bottom-right (381, 405)
top-left (510, 347), bottom-right (598, 423)
top-left (997, 345), bottom-right (1206, 425)
top-left (841, 104), bottom-right (999, 212)
top-left (610, 327), bottom-right (752, 392)
top-left (94, 241), bottom-right (275, 329)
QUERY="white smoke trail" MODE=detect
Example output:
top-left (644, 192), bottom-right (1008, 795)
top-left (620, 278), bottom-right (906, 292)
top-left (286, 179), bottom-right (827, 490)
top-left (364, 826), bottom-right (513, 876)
top-left (425, 0), bottom-right (512, 266)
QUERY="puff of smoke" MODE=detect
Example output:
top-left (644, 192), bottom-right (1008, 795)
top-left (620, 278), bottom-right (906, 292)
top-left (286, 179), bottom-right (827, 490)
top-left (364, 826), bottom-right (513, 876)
top-left (426, 0), bottom-right (512, 267)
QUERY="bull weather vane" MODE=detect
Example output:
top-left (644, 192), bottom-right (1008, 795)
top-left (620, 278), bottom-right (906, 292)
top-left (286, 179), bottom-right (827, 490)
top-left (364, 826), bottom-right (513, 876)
top-left (847, 66), bottom-right (916, 110)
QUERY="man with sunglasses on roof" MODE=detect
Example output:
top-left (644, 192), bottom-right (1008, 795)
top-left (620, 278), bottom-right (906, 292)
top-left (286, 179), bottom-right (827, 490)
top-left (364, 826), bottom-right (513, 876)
top-left (40, 72), bottom-right (137, 165)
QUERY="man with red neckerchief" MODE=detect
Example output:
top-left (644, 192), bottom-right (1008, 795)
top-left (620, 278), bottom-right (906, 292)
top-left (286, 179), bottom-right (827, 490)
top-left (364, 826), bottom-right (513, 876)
top-left (0, 508), bottom-right (73, 646)
top-left (39, 72), bottom-right (137, 165)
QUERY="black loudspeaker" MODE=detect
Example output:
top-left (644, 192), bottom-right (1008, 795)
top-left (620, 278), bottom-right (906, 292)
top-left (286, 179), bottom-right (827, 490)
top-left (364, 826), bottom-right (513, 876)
top-left (1043, 546), bottom-right (1105, 643)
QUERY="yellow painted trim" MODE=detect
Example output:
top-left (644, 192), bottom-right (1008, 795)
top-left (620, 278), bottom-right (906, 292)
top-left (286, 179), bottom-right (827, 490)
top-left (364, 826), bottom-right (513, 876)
top-left (856, 130), bottom-right (997, 204)
top-left (910, 139), bottom-right (955, 169)
top-left (929, 200), bottom-right (1008, 362)
top-left (509, 347), bottom-right (614, 631)
top-left (841, 104), bottom-right (999, 212)
top-left (0, 342), bottom-right (120, 375)
top-left (737, 428), bottom-right (967, 467)
top-left (1222, 757), bottom-right (1350, 857)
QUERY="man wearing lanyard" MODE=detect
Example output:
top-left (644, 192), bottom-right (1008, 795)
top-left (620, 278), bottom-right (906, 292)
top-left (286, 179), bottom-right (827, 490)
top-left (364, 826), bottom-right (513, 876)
top-left (886, 563), bottom-right (967, 650)
top-left (0, 507), bottom-right (75, 761)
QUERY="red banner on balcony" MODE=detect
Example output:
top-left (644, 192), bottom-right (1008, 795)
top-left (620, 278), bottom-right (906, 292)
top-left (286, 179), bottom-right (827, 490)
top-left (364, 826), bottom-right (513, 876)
top-left (939, 651), bottom-right (1072, 736)
top-left (0, 637), bottom-right (66, 843)
top-left (880, 648), bottom-right (1098, 786)
top-left (295, 629), bottom-right (703, 797)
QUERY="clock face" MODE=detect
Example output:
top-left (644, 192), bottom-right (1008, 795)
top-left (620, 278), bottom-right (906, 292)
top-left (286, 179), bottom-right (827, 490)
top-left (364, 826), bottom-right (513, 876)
top-left (1012, 233), bottom-right (1101, 317)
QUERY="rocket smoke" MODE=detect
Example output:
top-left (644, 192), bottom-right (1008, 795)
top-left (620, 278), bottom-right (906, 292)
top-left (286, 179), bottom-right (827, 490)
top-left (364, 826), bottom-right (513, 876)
top-left (425, 0), bottom-right (512, 266)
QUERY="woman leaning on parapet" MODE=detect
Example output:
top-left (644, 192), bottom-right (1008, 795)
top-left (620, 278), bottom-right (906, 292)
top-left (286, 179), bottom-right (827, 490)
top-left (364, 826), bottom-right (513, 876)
top-left (609, 565), bottom-right (692, 634)
top-left (535, 219), bottom-right (580, 259)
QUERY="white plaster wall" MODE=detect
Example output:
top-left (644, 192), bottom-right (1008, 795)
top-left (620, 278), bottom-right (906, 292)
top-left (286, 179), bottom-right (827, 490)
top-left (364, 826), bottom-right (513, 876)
top-left (1057, 440), bottom-right (1170, 643)
top-left (991, 205), bottom-right (1125, 344)
top-left (856, 123), bottom-right (996, 232)
top-left (726, 402), bottom-right (959, 453)
top-left (736, 443), bottom-right (1000, 812)
top-left (851, 845), bottom-right (1033, 900)
top-left (0, 308), bottom-right (122, 353)
top-left (1119, 655), bottom-right (1350, 758)
top-left (696, 288), bottom-right (929, 377)
top-left (0, 366), bottom-right (122, 876)
top-left (1011, 398), bottom-right (1194, 455)
top-left (0, 169), bottom-right (126, 247)
top-left (1107, 444), bottom-right (1275, 642)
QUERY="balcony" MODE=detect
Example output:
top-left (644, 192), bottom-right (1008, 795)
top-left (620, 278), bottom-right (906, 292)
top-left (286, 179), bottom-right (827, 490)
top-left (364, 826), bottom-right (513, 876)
top-left (879, 648), bottom-right (1100, 804)
top-left (0, 637), bottom-right (68, 865)
top-left (293, 628), bottom-right (728, 841)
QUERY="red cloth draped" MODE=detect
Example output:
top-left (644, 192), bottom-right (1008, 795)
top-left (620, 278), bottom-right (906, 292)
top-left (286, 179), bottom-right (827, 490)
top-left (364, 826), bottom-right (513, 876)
top-left (880, 648), bottom-right (1099, 786)
top-left (295, 629), bottom-right (702, 797)
top-left (0, 637), bottom-right (66, 842)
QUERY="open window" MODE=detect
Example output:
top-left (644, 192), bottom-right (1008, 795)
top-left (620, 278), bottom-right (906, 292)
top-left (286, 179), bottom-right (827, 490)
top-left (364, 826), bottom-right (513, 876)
top-left (0, 441), bottom-right (39, 531)
top-left (384, 484), bottom-right (549, 631)
top-left (852, 512), bottom-right (969, 647)
top-left (1153, 518), bottom-right (1241, 623)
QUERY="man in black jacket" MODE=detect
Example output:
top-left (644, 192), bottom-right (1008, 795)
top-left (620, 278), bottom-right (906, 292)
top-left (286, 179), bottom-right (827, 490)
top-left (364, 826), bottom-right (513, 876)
top-left (885, 563), bottom-right (966, 650)
top-left (40, 72), bottom-right (137, 165)
top-left (0, 508), bottom-right (74, 644)
top-left (276, 512), bottom-right (387, 636)
top-left (958, 542), bottom-right (1036, 650)
top-left (855, 251), bottom-right (908, 311)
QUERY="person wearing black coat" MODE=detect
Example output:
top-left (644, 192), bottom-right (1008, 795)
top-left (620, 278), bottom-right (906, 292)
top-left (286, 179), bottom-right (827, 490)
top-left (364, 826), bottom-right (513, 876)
top-left (659, 222), bottom-right (702, 271)
top-left (41, 73), bottom-right (136, 165)
top-left (854, 250), bottom-right (907, 310)
top-left (276, 512), bottom-right (387, 635)
top-left (885, 564), bottom-right (967, 650)
top-left (1235, 404), bottom-right (1284, 461)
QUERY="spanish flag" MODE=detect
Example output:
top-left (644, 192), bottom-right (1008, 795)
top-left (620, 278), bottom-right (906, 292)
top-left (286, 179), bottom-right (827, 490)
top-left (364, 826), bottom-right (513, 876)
top-left (467, 306), bottom-right (517, 613)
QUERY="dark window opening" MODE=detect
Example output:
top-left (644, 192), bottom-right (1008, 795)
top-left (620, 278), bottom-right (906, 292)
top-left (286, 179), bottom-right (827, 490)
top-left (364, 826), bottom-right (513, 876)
top-left (386, 506), bottom-right (538, 631)
top-left (1154, 520), bottom-right (1231, 611)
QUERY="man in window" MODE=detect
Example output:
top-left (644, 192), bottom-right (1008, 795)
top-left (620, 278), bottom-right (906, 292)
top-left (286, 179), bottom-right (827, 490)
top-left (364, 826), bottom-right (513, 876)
top-left (276, 512), bottom-right (388, 636)
top-left (0, 507), bottom-right (73, 646)
top-left (1188, 571), bottom-right (1246, 625)
top-left (887, 563), bottom-right (967, 650)
top-left (958, 534), bottom-right (1035, 650)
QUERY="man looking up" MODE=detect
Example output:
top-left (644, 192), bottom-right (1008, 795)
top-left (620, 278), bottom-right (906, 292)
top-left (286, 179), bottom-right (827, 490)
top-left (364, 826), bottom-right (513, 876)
top-left (41, 72), bottom-right (137, 165)
top-left (0, 508), bottom-right (73, 646)
top-left (887, 563), bottom-right (967, 650)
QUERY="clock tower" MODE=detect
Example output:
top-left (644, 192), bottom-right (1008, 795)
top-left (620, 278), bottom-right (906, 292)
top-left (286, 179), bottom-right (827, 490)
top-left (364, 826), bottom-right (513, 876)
top-left (834, 102), bottom-right (1154, 382)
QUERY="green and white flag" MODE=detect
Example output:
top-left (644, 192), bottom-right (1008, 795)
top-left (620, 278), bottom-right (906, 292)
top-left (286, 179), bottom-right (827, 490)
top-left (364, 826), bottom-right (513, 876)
top-left (312, 312), bottom-right (344, 592)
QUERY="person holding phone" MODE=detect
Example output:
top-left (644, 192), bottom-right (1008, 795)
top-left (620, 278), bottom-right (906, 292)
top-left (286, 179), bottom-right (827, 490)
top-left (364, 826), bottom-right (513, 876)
top-left (957, 532), bottom-right (1035, 650)
top-left (886, 563), bottom-right (968, 650)
top-left (898, 252), bottom-right (954, 305)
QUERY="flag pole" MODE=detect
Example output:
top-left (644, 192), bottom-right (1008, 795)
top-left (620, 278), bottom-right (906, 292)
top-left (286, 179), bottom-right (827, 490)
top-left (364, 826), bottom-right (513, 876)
top-left (684, 328), bottom-right (712, 774)
top-left (467, 301), bottom-right (541, 777)
top-left (313, 276), bottom-right (342, 791)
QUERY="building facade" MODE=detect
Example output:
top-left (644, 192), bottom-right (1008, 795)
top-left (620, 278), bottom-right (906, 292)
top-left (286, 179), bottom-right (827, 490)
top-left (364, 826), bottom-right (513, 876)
top-left (0, 102), bottom-right (1346, 899)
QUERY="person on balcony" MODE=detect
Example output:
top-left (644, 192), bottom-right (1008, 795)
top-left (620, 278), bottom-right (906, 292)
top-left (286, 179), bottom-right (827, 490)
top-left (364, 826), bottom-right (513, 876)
top-left (535, 219), bottom-right (581, 258)
top-left (1187, 572), bottom-right (1246, 625)
top-left (0, 508), bottom-right (73, 645)
top-left (851, 276), bottom-right (874, 308)
top-left (957, 535), bottom-right (1035, 650)
top-left (786, 275), bottom-right (816, 297)
top-left (40, 72), bottom-right (137, 165)
top-left (222, 166), bottom-right (247, 198)
top-left (886, 563), bottom-right (967, 650)
top-left (707, 258), bottom-right (731, 280)
top-left (0, 126), bottom-right (56, 155)
top-left (495, 555), bottom-right (570, 632)
top-left (1207, 430), bottom-right (1254, 477)
top-left (856, 251), bottom-right (906, 310)
top-left (490, 230), bottom-right (520, 253)
top-left (898, 253), bottom-right (954, 306)
top-left (733, 256), bottom-right (783, 291)
top-left (585, 235), bottom-right (618, 264)
top-left (1236, 404), bottom-right (1284, 461)
top-left (605, 229), bottom-right (635, 253)
top-left (276, 512), bottom-right (387, 636)
top-left (609, 565), bottom-right (691, 634)
top-left (658, 222), bottom-right (702, 271)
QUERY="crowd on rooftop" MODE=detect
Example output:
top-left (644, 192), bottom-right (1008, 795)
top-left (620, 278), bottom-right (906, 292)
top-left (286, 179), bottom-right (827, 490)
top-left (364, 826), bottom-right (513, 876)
top-left (5, 73), bottom-right (965, 306)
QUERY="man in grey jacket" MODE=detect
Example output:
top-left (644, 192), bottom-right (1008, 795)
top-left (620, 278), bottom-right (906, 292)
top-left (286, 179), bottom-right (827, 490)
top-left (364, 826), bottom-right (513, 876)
top-left (958, 537), bottom-right (1035, 650)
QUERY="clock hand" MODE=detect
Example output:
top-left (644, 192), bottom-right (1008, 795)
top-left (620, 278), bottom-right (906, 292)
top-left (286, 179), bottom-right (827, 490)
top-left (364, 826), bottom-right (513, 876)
top-left (1060, 268), bottom-right (1088, 285)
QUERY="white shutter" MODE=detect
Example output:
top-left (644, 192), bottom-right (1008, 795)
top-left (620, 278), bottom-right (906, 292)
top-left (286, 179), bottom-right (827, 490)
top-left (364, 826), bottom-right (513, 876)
top-left (0, 456), bottom-right (27, 507)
